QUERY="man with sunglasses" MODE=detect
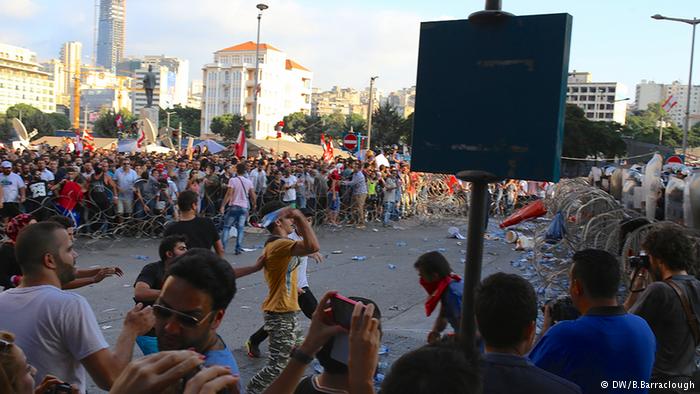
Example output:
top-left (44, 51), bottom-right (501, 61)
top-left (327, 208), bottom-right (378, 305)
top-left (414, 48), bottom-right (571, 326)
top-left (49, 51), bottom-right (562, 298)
top-left (153, 248), bottom-right (242, 392)
top-left (133, 235), bottom-right (189, 355)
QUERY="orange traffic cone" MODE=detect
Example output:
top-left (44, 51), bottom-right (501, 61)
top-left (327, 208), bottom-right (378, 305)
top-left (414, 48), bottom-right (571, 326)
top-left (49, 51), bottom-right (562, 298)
top-left (499, 199), bottom-right (547, 229)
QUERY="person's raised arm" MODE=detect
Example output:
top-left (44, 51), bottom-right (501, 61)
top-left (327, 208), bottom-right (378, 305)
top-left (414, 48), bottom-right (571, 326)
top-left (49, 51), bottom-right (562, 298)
top-left (287, 209), bottom-right (319, 256)
top-left (263, 292), bottom-right (344, 394)
top-left (82, 303), bottom-right (155, 390)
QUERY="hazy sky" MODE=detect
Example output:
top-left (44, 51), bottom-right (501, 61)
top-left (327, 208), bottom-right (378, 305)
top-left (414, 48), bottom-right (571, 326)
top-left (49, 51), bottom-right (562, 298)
top-left (1, 0), bottom-right (698, 97)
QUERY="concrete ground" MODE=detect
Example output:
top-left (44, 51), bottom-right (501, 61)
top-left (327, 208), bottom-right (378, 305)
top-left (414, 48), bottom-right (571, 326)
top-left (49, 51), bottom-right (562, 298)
top-left (72, 217), bottom-right (522, 392)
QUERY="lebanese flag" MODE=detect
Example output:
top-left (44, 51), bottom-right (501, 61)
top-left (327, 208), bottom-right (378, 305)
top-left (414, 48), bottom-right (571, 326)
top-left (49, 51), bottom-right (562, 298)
top-left (137, 126), bottom-right (146, 149)
top-left (82, 129), bottom-right (95, 151)
top-left (662, 95), bottom-right (678, 112)
top-left (321, 133), bottom-right (333, 162)
top-left (235, 127), bottom-right (247, 158)
top-left (115, 114), bottom-right (124, 130)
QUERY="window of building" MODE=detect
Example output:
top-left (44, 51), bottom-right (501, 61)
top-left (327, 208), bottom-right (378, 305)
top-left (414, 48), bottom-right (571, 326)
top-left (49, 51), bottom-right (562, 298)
top-left (586, 112), bottom-right (594, 118)
top-left (581, 87), bottom-right (588, 93)
top-left (587, 104), bottom-right (595, 110)
top-left (606, 113), bottom-right (613, 119)
top-left (588, 95), bottom-right (595, 101)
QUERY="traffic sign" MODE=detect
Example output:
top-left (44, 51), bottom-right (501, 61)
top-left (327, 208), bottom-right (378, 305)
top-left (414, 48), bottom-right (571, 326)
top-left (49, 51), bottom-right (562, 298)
top-left (343, 133), bottom-right (358, 151)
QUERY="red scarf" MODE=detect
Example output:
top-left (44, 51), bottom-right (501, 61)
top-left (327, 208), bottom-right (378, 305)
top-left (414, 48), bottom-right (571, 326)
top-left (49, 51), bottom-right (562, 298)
top-left (420, 273), bottom-right (461, 317)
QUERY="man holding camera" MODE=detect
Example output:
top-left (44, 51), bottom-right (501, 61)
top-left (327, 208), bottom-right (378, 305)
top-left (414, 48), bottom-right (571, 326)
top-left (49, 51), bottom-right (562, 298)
top-left (625, 224), bottom-right (700, 392)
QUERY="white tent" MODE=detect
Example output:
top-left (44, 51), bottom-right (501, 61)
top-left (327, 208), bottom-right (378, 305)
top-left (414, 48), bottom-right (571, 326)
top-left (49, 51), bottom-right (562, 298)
top-left (196, 140), bottom-right (226, 154)
top-left (145, 144), bottom-right (172, 154)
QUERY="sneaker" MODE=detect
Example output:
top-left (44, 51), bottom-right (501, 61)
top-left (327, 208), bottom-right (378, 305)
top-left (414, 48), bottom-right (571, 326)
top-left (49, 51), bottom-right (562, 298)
top-left (245, 340), bottom-right (261, 358)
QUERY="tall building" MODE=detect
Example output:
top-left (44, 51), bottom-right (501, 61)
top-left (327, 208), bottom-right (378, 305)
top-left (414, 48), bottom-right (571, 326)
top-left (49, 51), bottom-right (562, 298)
top-left (385, 86), bottom-right (416, 118)
top-left (59, 41), bottom-right (82, 96)
top-left (96, 0), bottom-right (126, 71)
top-left (0, 43), bottom-right (55, 113)
top-left (566, 71), bottom-right (627, 124)
top-left (41, 59), bottom-right (68, 107)
top-left (635, 80), bottom-right (700, 128)
top-left (201, 41), bottom-right (313, 139)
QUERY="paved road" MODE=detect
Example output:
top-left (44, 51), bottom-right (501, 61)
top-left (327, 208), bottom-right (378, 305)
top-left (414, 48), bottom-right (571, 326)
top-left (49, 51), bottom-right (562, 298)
top-left (72, 217), bottom-right (521, 392)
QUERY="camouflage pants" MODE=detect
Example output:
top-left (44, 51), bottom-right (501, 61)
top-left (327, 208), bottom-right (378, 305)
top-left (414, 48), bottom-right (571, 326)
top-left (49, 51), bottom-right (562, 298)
top-left (246, 312), bottom-right (298, 394)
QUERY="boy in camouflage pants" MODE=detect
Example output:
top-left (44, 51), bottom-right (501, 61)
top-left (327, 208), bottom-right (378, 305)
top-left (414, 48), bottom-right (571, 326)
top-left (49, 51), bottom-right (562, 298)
top-left (246, 202), bottom-right (320, 394)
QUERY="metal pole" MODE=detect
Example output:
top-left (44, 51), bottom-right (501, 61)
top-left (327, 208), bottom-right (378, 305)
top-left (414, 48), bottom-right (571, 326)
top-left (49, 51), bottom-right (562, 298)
top-left (83, 106), bottom-right (88, 130)
top-left (166, 112), bottom-right (171, 131)
top-left (485, 0), bottom-right (502, 10)
top-left (457, 173), bottom-right (492, 352)
top-left (683, 21), bottom-right (697, 157)
top-left (178, 121), bottom-right (182, 152)
top-left (367, 77), bottom-right (376, 150)
top-left (252, 12), bottom-right (263, 139)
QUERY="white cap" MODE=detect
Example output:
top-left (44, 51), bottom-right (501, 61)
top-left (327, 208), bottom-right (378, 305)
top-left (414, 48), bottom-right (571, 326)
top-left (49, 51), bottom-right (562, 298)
top-left (1, 161), bottom-right (12, 168)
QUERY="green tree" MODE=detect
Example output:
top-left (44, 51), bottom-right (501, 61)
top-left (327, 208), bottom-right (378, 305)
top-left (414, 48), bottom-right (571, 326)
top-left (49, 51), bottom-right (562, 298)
top-left (562, 104), bottom-right (626, 158)
top-left (210, 113), bottom-right (249, 141)
top-left (370, 102), bottom-right (404, 147)
top-left (158, 105), bottom-right (202, 136)
top-left (5, 104), bottom-right (52, 136)
top-left (346, 113), bottom-right (367, 135)
top-left (282, 112), bottom-right (308, 135)
top-left (623, 102), bottom-right (694, 147)
top-left (93, 109), bottom-right (136, 137)
top-left (47, 112), bottom-right (71, 131)
top-left (399, 112), bottom-right (414, 145)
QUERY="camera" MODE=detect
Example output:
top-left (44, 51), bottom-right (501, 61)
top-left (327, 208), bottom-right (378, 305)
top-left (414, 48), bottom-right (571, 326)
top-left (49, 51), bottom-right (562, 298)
top-left (629, 255), bottom-right (650, 270)
top-left (45, 383), bottom-right (72, 394)
top-left (543, 295), bottom-right (580, 324)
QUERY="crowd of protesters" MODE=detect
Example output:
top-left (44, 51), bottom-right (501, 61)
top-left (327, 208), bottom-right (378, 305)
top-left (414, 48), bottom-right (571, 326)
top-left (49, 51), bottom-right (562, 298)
top-left (0, 144), bottom-right (431, 237)
top-left (1, 142), bottom-right (699, 394)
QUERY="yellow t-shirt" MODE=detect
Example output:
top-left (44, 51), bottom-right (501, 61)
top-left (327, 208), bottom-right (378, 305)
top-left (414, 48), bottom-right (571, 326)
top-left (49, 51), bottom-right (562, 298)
top-left (261, 238), bottom-right (300, 313)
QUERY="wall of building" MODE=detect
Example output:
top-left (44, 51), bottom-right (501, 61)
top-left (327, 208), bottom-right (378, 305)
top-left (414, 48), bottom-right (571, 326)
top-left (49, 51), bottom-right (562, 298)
top-left (0, 43), bottom-right (55, 113)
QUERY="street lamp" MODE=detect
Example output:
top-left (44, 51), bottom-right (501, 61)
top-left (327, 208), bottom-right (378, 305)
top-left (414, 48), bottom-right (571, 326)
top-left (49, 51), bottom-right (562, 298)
top-left (652, 13), bottom-right (700, 156)
top-left (366, 76), bottom-right (379, 151)
top-left (252, 3), bottom-right (269, 140)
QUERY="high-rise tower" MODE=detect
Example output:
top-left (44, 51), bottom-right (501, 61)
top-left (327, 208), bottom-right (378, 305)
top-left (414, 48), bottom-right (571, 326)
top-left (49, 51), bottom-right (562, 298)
top-left (96, 0), bottom-right (125, 71)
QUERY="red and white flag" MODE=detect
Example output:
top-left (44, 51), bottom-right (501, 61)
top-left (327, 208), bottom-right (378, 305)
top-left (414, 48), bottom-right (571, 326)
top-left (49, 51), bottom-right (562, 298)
top-left (136, 125), bottom-right (146, 149)
top-left (82, 129), bottom-right (95, 151)
top-left (662, 95), bottom-right (678, 112)
top-left (321, 133), bottom-right (334, 162)
top-left (235, 127), bottom-right (247, 158)
top-left (115, 114), bottom-right (124, 130)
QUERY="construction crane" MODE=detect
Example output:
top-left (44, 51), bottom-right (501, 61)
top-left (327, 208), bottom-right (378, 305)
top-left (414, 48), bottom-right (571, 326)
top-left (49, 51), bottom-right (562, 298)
top-left (72, 64), bottom-right (81, 130)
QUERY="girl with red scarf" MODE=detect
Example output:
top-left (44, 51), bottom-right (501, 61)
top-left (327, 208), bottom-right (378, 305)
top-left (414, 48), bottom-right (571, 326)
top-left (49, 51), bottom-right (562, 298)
top-left (414, 251), bottom-right (463, 343)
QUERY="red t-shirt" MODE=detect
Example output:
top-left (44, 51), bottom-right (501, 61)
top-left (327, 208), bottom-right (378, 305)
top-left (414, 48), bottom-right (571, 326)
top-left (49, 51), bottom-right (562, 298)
top-left (328, 170), bottom-right (341, 193)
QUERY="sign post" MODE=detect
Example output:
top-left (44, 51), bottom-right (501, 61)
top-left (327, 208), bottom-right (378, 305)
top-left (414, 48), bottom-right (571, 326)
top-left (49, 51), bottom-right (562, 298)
top-left (411, 0), bottom-right (572, 354)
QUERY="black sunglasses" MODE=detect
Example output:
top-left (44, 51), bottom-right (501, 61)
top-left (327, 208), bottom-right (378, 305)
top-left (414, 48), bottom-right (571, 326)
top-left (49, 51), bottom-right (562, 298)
top-left (153, 304), bottom-right (214, 328)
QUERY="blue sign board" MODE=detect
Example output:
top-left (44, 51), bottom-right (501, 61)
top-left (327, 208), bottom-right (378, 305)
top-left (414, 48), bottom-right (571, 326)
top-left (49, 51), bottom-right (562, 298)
top-left (411, 13), bottom-right (572, 182)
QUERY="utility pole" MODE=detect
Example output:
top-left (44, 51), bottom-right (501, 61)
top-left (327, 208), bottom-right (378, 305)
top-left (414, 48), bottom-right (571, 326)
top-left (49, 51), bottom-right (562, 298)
top-left (366, 76), bottom-right (378, 150)
top-left (251, 3), bottom-right (269, 139)
top-left (83, 105), bottom-right (88, 130)
top-left (178, 121), bottom-right (183, 152)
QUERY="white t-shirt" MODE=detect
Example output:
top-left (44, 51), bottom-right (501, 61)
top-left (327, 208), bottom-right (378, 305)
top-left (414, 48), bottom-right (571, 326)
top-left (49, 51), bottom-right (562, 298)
top-left (282, 175), bottom-right (298, 202)
top-left (289, 232), bottom-right (309, 289)
top-left (0, 172), bottom-right (25, 203)
top-left (41, 169), bottom-right (55, 182)
top-left (0, 285), bottom-right (109, 393)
